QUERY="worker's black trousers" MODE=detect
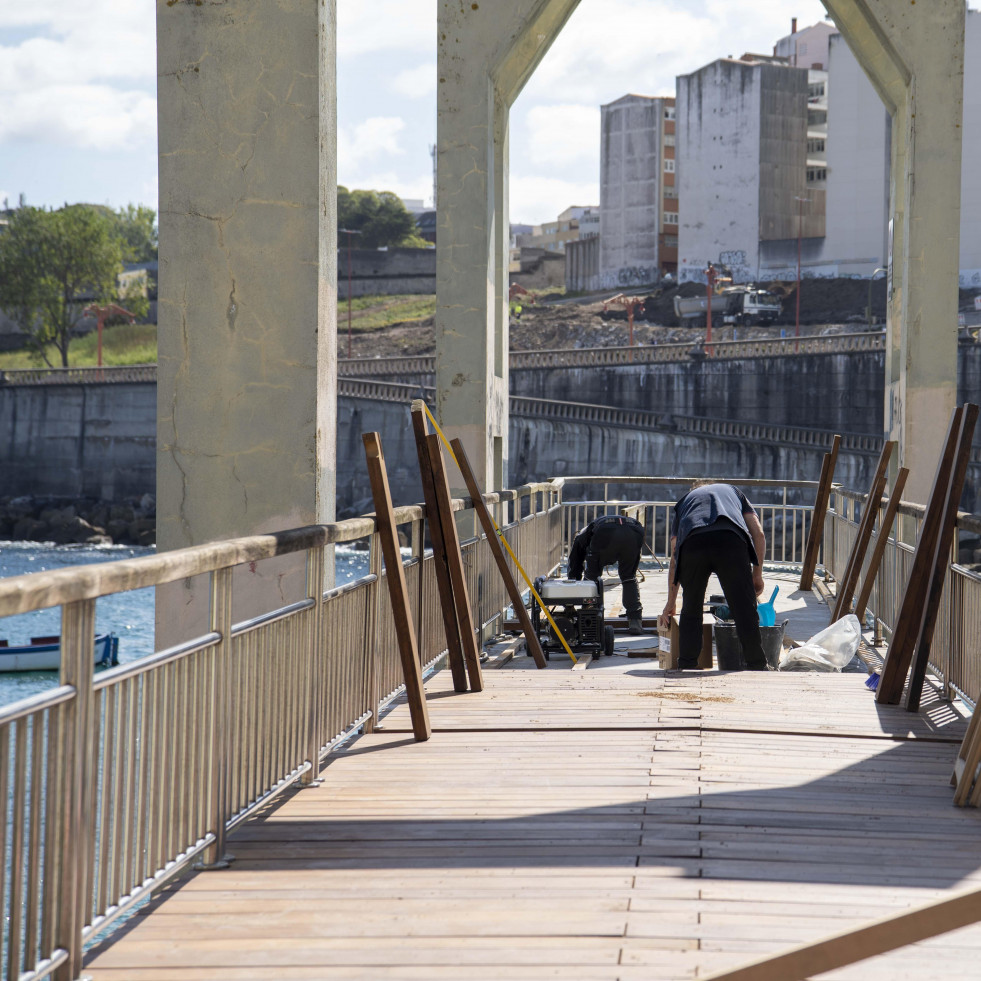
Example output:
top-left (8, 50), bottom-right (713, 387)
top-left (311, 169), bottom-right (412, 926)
top-left (677, 530), bottom-right (766, 670)
top-left (584, 520), bottom-right (644, 618)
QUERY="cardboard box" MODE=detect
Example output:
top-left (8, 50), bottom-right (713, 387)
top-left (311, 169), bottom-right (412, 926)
top-left (657, 615), bottom-right (714, 670)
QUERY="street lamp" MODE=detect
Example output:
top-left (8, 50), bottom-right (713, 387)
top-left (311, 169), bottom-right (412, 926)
top-left (794, 196), bottom-right (810, 346)
top-left (339, 228), bottom-right (362, 358)
top-left (867, 267), bottom-right (886, 329)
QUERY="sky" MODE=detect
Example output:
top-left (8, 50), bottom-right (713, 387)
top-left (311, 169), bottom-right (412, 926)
top-left (0, 0), bottom-right (831, 227)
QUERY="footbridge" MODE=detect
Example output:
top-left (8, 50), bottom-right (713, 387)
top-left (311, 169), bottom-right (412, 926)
top-left (4, 467), bottom-right (981, 980)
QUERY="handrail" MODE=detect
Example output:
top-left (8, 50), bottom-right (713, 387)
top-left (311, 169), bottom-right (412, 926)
top-left (0, 334), bottom-right (886, 386)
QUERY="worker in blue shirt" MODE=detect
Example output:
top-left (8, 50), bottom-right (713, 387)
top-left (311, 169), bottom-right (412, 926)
top-left (568, 514), bottom-right (645, 633)
top-left (659, 481), bottom-right (768, 670)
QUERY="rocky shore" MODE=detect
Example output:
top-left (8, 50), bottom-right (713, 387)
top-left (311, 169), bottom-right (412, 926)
top-left (0, 495), bottom-right (156, 547)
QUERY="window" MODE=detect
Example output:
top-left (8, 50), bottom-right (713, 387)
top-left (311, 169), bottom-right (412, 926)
top-left (663, 212), bottom-right (679, 225)
top-left (663, 235), bottom-right (678, 248)
top-left (663, 134), bottom-right (675, 147)
top-left (664, 107), bottom-right (675, 120)
top-left (663, 186), bottom-right (678, 199)
top-left (807, 167), bottom-right (827, 182)
top-left (807, 138), bottom-right (825, 154)
top-left (664, 159), bottom-right (675, 173)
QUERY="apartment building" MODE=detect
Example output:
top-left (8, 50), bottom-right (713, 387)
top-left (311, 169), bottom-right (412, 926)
top-left (598, 94), bottom-right (677, 288)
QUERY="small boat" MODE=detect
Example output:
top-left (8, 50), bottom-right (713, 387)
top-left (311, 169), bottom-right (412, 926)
top-left (0, 633), bottom-right (119, 672)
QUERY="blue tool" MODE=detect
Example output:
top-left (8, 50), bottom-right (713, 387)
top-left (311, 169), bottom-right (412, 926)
top-left (757, 585), bottom-right (779, 627)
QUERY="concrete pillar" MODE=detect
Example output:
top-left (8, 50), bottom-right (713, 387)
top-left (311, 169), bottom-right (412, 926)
top-left (435, 0), bottom-right (579, 493)
top-left (824, 0), bottom-right (965, 502)
top-left (155, 1), bottom-right (336, 643)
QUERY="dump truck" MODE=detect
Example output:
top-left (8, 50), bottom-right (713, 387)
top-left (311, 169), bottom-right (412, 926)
top-left (674, 285), bottom-right (781, 326)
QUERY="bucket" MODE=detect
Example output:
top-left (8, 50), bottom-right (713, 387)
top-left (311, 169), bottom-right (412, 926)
top-left (713, 621), bottom-right (787, 670)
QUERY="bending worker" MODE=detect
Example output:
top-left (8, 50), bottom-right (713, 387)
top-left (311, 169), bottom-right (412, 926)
top-left (568, 514), bottom-right (645, 633)
top-left (659, 481), bottom-right (768, 670)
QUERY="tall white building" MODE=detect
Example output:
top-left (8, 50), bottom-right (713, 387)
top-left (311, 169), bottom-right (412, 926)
top-left (676, 57), bottom-right (819, 284)
top-left (598, 94), bottom-right (677, 288)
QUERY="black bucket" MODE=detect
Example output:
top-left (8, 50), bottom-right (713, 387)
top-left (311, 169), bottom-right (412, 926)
top-left (714, 621), bottom-right (787, 670)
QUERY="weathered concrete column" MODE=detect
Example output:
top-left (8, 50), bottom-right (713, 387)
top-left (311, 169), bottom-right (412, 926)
top-left (156, 1), bottom-right (336, 644)
top-left (436, 0), bottom-right (579, 493)
top-left (824, 0), bottom-right (965, 502)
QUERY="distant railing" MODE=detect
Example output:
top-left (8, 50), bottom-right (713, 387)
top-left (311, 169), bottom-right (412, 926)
top-left (824, 487), bottom-right (981, 705)
top-left (0, 479), bottom-right (562, 981)
top-left (0, 364), bottom-right (156, 386)
top-left (336, 330), bottom-right (886, 377)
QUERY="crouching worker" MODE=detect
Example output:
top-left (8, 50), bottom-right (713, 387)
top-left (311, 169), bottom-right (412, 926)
top-left (659, 481), bottom-right (767, 670)
top-left (568, 514), bottom-right (645, 633)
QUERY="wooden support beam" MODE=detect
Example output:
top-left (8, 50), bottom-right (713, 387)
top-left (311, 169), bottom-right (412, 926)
top-left (425, 433), bottom-right (484, 692)
top-left (409, 403), bottom-right (468, 692)
top-left (699, 883), bottom-right (981, 981)
top-left (362, 432), bottom-right (431, 741)
top-left (853, 466), bottom-right (909, 623)
top-left (952, 706), bottom-right (981, 805)
top-left (450, 437), bottom-right (547, 669)
top-left (831, 441), bottom-right (894, 621)
top-left (905, 402), bottom-right (979, 712)
top-left (799, 435), bottom-right (840, 590)
top-left (877, 407), bottom-right (963, 705)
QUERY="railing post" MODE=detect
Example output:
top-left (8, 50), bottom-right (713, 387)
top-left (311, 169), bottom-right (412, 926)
top-left (55, 599), bottom-right (95, 981)
top-left (301, 545), bottom-right (325, 786)
top-left (198, 567), bottom-right (233, 869)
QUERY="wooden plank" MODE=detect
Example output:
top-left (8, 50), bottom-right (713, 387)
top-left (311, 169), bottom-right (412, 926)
top-left (698, 883), bottom-right (981, 981)
top-left (877, 407), bottom-right (963, 704)
top-left (853, 467), bottom-right (909, 623)
top-left (831, 441), bottom-right (893, 621)
top-left (425, 433), bottom-right (483, 692)
top-left (799, 436), bottom-right (840, 590)
top-left (409, 403), bottom-right (468, 692)
top-left (955, 709), bottom-right (981, 805)
top-left (906, 404), bottom-right (979, 712)
top-left (450, 437), bottom-right (547, 669)
top-left (361, 432), bottom-right (431, 741)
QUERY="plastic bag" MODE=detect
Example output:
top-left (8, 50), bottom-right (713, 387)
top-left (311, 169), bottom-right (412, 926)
top-left (777, 614), bottom-right (862, 672)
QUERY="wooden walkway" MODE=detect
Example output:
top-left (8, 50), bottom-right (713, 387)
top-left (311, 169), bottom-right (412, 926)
top-left (85, 575), bottom-right (981, 980)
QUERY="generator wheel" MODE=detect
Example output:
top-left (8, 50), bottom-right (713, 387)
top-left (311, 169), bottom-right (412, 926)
top-left (603, 625), bottom-right (615, 658)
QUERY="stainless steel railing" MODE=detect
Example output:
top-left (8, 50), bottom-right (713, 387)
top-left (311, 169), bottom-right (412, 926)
top-left (0, 479), bottom-right (562, 981)
top-left (823, 487), bottom-right (981, 705)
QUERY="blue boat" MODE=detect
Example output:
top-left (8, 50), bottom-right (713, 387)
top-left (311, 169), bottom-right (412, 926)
top-left (0, 633), bottom-right (119, 672)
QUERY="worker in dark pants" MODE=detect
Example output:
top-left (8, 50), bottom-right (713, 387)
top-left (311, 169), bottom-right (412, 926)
top-left (659, 481), bottom-right (768, 670)
top-left (568, 514), bottom-right (645, 633)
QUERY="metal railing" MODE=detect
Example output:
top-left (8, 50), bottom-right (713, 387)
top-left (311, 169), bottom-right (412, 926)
top-left (0, 365), bottom-right (157, 386)
top-left (554, 476), bottom-right (820, 568)
top-left (0, 479), bottom-right (562, 981)
top-left (823, 487), bottom-right (981, 705)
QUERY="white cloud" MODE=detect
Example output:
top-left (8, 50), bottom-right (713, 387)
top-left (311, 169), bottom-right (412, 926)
top-left (339, 168), bottom-right (434, 205)
top-left (338, 0), bottom-right (436, 58)
top-left (509, 175), bottom-right (599, 227)
top-left (523, 104), bottom-right (599, 169)
top-left (392, 63), bottom-right (437, 100)
top-left (338, 116), bottom-right (407, 177)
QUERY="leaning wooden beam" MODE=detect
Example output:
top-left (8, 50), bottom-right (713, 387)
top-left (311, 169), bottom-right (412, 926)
top-left (831, 440), bottom-right (894, 621)
top-left (906, 402), bottom-right (979, 712)
top-left (853, 466), bottom-right (909, 623)
top-left (450, 437), bottom-right (547, 669)
top-left (799, 435), bottom-right (840, 590)
top-left (699, 883), bottom-right (981, 981)
top-left (425, 433), bottom-right (484, 692)
top-left (409, 402), bottom-right (468, 693)
top-left (877, 407), bottom-right (963, 705)
top-left (362, 432), bottom-right (431, 741)
top-left (952, 706), bottom-right (981, 805)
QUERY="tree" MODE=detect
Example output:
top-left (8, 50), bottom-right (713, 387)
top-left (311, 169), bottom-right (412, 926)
top-left (112, 204), bottom-right (158, 263)
top-left (336, 187), bottom-right (427, 249)
top-left (0, 205), bottom-right (124, 366)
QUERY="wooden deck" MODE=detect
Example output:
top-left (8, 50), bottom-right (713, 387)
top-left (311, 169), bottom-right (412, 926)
top-left (84, 573), bottom-right (981, 980)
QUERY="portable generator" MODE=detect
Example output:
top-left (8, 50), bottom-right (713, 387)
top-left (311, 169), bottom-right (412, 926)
top-left (531, 577), bottom-right (615, 660)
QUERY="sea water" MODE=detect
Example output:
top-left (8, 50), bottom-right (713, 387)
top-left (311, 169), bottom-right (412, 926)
top-left (0, 542), bottom-right (370, 708)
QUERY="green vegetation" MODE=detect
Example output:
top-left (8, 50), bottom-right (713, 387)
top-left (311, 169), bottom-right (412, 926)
top-left (337, 187), bottom-right (429, 249)
top-left (0, 323), bottom-right (157, 370)
top-left (337, 294), bottom-right (435, 333)
top-left (0, 203), bottom-right (156, 367)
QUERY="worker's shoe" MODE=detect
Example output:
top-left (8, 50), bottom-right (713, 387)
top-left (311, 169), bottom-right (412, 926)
top-left (627, 618), bottom-right (645, 635)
